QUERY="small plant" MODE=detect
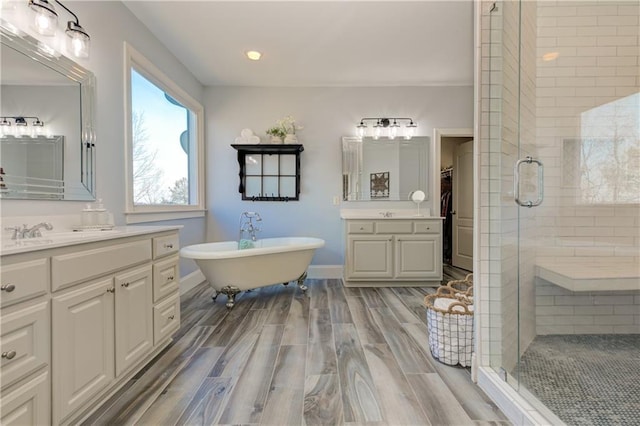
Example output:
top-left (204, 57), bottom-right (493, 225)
top-left (266, 126), bottom-right (286, 139)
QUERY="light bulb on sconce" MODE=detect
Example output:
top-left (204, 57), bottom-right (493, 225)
top-left (388, 120), bottom-right (400, 140)
top-left (355, 117), bottom-right (417, 140)
top-left (404, 121), bottom-right (417, 140)
top-left (28, 0), bottom-right (58, 36)
top-left (372, 121), bottom-right (382, 140)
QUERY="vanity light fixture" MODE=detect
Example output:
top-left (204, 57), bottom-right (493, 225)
top-left (0, 116), bottom-right (46, 137)
top-left (356, 117), bottom-right (417, 140)
top-left (27, 0), bottom-right (90, 58)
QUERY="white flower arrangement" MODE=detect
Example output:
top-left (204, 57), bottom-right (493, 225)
top-left (275, 115), bottom-right (303, 135)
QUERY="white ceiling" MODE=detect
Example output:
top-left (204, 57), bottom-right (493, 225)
top-left (124, 1), bottom-right (474, 87)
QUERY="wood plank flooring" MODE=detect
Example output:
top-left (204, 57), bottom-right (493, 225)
top-left (85, 272), bottom-right (508, 426)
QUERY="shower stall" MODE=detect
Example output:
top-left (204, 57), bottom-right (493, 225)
top-left (477, 1), bottom-right (639, 424)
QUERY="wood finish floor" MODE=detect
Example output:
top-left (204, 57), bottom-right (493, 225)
top-left (86, 272), bottom-right (508, 426)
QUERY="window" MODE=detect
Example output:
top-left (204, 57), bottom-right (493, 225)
top-left (125, 44), bottom-right (204, 222)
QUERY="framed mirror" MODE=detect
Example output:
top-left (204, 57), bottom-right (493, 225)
top-left (342, 136), bottom-right (428, 201)
top-left (0, 25), bottom-right (96, 200)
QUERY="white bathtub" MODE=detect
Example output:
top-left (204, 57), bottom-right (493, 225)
top-left (180, 237), bottom-right (325, 308)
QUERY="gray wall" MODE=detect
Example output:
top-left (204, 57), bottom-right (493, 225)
top-left (204, 86), bottom-right (473, 266)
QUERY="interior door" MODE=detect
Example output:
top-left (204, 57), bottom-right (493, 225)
top-left (452, 140), bottom-right (474, 270)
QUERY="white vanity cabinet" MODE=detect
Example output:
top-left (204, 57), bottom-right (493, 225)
top-left (0, 227), bottom-right (181, 426)
top-left (343, 219), bottom-right (443, 286)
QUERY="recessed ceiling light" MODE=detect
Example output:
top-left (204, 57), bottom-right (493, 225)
top-left (542, 52), bottom-right (559, 61)
top-left (246, 50), bottom-right (262, 61)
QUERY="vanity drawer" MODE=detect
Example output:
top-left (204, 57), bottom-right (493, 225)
top-left (347, 222), bottom-right (374, 234)
top-left (0, 369), bottom-right (50, 426)
top-left (153, 292), bottom-right (180, 345)
top-left (0, 299), bottom-right (49, 390)
top-left (153, 255), bottom-right (180, 303)
top-left (0, 258), bottom-right (49, 308)
top-left (153, 234), bottom-right (180, 259)
top-left (51, 240), bottom-right (152, 292)
top-left (376, 221), bottom-right (413, 234)
top-left (414, 221), bottom-right (442, 234)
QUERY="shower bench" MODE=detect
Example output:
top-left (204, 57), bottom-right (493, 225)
top-left (535, 258), bottom-right (640, 292)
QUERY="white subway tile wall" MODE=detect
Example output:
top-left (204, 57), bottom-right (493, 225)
top-left (533, 0), bottom-right (639, 335)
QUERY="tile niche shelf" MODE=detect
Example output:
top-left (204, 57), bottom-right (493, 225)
top-left (231, 144), bottom-right (303, 201)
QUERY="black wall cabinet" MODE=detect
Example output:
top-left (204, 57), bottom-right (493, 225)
top-left (231, 144), bottom-right (303, 201)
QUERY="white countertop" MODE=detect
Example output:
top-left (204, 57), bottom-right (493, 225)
top-left (535, 258), bottom-right (640, 292)
top-left (340, 208), bottom-right (442, 220)
top-left (1, 225), bottom-right (182, 256)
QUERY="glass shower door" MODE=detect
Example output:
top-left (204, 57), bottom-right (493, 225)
top-left (487, 0), bottom-right (640, 423)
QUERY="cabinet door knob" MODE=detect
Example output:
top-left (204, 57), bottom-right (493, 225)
top-left (451, 210), bottom-right (456, 215)
top-left (165, 243), bottom-right (174, 249)
top-left (168, 315), bottom-right (175, 320)
top-left (2, 350), bottom-right (17, 360)
top-left (359, 227), bottom-right (364, 230)
top-left (122, 282), bottom-right (130, 287)
top-left (168, 276), bottom-right (174, 281)
top-left (1, 284), bottom-right (15, 292)
top-left (107, 287), bottom-right (115, 293)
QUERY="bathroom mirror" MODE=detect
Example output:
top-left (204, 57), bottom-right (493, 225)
top-left (0, 26), bottom-right (96, 200)
top-left (342, 136), bottom-right (428, 201)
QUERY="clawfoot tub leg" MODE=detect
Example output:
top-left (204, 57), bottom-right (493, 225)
top-left (296, 271), bottom-right (308, 292)
top-left (220, 286), bottom-right (241, 309)
top-left (211, 290), bottom-right (218, 301)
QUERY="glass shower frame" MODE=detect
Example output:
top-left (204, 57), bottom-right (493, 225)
top-left (484, 0), bottom-right (640, 422)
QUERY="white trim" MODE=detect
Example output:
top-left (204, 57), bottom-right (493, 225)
top-left (180, 269), bottom-right (206, 295)
top-left (123, 42), bottom-right (206, 217)
top-left (477, 367), bottom-right (561, 426)
top-left (307, 265), bottom-right (343, 279)
top-left (125, 210), bottom-right (206, 224)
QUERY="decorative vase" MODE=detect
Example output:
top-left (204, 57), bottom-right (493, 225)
top-left (284, 134), bottom-right (298, 144)
top-left (270, 136), bottom-right (283, 144)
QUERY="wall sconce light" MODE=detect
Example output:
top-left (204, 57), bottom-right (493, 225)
top-left (27, 0), bottom-right (90, 58)
top-left (1, 116), bottom-right (46, 137)
top-left (356, 117), bottom-right (417, 140)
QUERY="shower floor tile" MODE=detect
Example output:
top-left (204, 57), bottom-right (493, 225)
top-left (515, 334), bottom-right (640, 426)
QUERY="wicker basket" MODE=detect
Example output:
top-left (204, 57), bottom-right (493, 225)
top-left (424, 287), bottom-right (474, 367)
top-left (446, 273), bottom-right (474, 297)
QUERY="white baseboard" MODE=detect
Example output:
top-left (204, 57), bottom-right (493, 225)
top-left (180, 269), bottom-right (206, 295)
top-left (307, 265), bottom-right (343, 279)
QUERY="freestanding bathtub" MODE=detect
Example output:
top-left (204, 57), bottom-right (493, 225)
top-left (180, 237), bottom-right (325, 308)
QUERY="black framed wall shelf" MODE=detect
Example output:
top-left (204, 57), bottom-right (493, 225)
top-left (231, 144), bottom-right (303, 201)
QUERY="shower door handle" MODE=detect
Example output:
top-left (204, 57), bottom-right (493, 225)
top-left (514, 156), bottom-right (544, 208)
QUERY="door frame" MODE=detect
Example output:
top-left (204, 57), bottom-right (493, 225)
top-left (432, 128), bottom-right (474, 213)
top-left (433, 128), bottom-right (474, 272)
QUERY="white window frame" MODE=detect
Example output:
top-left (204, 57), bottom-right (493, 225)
top-left (124, 43), bottom-right (205, 223)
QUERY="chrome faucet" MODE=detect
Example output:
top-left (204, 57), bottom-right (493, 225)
top-left (238, 212), bottom-right (262, 244)
top-left (4, 222), bottom-right (53, 240)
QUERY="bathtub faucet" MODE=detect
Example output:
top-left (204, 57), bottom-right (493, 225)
top-left (239, 211), bottom-right (262, 243)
